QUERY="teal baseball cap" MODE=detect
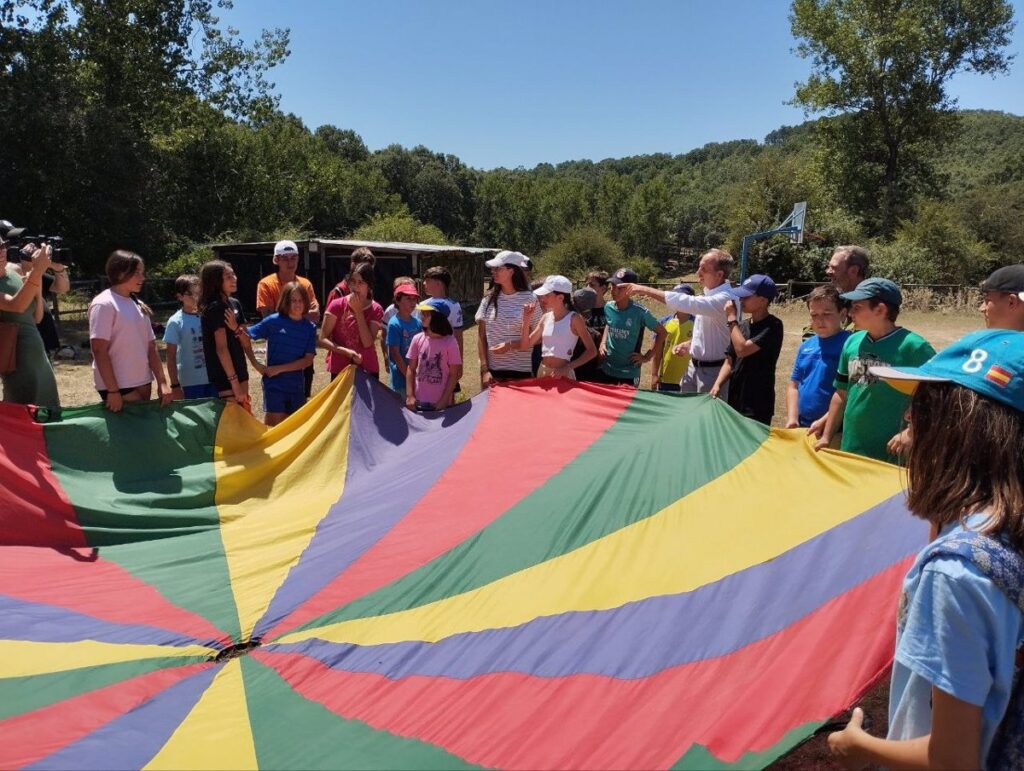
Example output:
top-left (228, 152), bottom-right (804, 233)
top-left (840, 277), bottom-right (902, 307)
top-left (869, 330), bottom-right (1024, 412)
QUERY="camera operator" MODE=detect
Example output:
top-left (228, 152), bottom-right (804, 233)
top-left (0, 239), bottom-right (60, 405)
top-left (15, 242), bottom-right (70, 355)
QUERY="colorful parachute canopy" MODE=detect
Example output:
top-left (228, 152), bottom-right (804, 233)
top-left (0, 370), bottom-right (927, 770)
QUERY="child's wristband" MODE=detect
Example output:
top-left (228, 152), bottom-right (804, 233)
top-left (227, 374), bottom-right (238, 382)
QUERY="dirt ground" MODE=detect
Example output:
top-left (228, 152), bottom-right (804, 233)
top-left (42, 301), bottom-right (980, 768)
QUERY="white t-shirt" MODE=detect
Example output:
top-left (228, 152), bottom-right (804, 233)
top-left (89, 289), bottom-right (155, 391)
top-left (475, 290), bottom-right (540, 373)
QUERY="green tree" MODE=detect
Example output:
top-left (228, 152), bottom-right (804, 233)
top-left (537, 225), bottom-right (624, 283)
top-left (594, 173), bottom-right (635, 239)
top-left (623, 176), bottom-right (673, 257)
top-left (473, 171), bottom-right (548, 254)
top-left (892, 199), bottom-right (989, 283)
top-left (959, 183), bottom-right (1024, 264)
top-left (790, 0), bottom-right (1014, 233)
top-left (723, 151), bottom-right (816, 280)
top-left (315, 126), bottom-right (370, 163)
top-left (352, 209), bottom-right (447, 245)
top-left (0, 0), bottom-right (289, 269)
top-left (372, 145), bottom-right (476, 239)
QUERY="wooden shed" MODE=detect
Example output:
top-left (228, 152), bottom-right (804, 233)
top-left (209, 238), bottom-right (500, 316)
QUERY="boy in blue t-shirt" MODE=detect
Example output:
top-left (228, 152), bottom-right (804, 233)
top-left (786, 286), bottom-right (851, 428)
top-left (598, 267), bottom-right (667, 388)
top-left (386, 284), bottom-right (423, 394)
top-left (163, 274), bottom-right (218, 399)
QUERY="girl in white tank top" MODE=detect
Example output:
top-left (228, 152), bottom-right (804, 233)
top-left (513, 274), bottom-right (597, 379)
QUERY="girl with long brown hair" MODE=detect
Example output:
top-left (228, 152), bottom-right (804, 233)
top-left (474, 250), bottom-right (540, 386)
top-left (829, 330), bottom-right (1024, 769)
top-left (198, 260), bottom-right (250, 408)
top-left (319, 261), bottom-right (384, 381)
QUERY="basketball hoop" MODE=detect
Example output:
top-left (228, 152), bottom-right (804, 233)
top-left (739, 202), bottom-right (809, 280)
top-left (786, 202), bottom-right (807, 245)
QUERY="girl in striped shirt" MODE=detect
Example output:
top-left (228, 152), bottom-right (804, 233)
top-left (475, 251), bottom-right (541, 386)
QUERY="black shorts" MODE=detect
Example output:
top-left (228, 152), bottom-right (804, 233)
top-left (585, 369), bottom-right (637, 387)
top-left (489, 369), bottom-right (532, 382)
top-left (97, 385), bottom-right (145, 399)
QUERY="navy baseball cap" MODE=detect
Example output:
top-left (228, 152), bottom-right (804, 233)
top-left (980, 265), bottom-right (1024, 296)
top-left (671, 282), bottom-right (695, 296)
top-left (841, 277), bottom-right (902, 307)
top-left (608, 267), bottom-right (638, 286)
top-left (731, 274), bottom-right (778, 301)
top-left (870, 330), bottom-right (1024, 412)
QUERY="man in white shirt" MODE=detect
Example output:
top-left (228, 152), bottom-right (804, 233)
top-left (622, 249), bottom-right (739, 397)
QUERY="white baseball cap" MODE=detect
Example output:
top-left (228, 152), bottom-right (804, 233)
top-left (534, 274), bottom-right (573, 295)
top-left (485, 250), bottom-right (529, 269)
top-left (274, 240), bottom-right (299, 256)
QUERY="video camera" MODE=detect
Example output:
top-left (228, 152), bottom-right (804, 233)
top-left (0, 221), bottom-right (74, 267)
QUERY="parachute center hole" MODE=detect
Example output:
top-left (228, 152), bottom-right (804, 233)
top-left (212, 637), bottom-right (262, 662)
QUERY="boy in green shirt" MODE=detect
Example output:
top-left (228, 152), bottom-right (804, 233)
top-left (598, 268), bottom-right (667, 388)
top-left (813, 278), bottom-right (935, 463)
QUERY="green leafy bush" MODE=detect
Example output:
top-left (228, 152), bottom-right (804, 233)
top-left (352, 210), bottom-right (447, 245)
top-left (536, 226), bottom-right (624, 283)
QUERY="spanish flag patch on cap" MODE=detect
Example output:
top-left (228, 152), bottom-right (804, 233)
top-left (985, 364), bottom-right (1013, 387)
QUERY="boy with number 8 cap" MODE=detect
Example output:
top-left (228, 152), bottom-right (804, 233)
top-left (812, 278), bottom-right (934, 462)
top-left (826, 330), bottom-right (1024, 769)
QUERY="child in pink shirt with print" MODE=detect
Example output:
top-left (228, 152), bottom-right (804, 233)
top-left (406, 298), bottom-right (462, 412)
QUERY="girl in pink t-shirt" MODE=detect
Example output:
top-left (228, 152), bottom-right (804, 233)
top-left (406, 298), bottom-right (462, 411)
top-left (319, 261), bottom-right (384, 380)
top-left (88, 251), bottom-right (172, 413)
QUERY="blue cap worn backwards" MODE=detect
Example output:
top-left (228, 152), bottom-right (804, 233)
top-left (870, 330), bottom-right (1024, 412)
top-left (731, 274), bottom-right (777, 301)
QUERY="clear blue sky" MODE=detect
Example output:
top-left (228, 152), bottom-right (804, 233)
top-left (223, 0), bottom-right (1024, 170)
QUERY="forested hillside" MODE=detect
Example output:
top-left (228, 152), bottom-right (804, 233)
top-left (2, 2), bottom-right (1021, 285)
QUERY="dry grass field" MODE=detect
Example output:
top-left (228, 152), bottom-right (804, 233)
top-left (50, 299), bottom-right (981, 423)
